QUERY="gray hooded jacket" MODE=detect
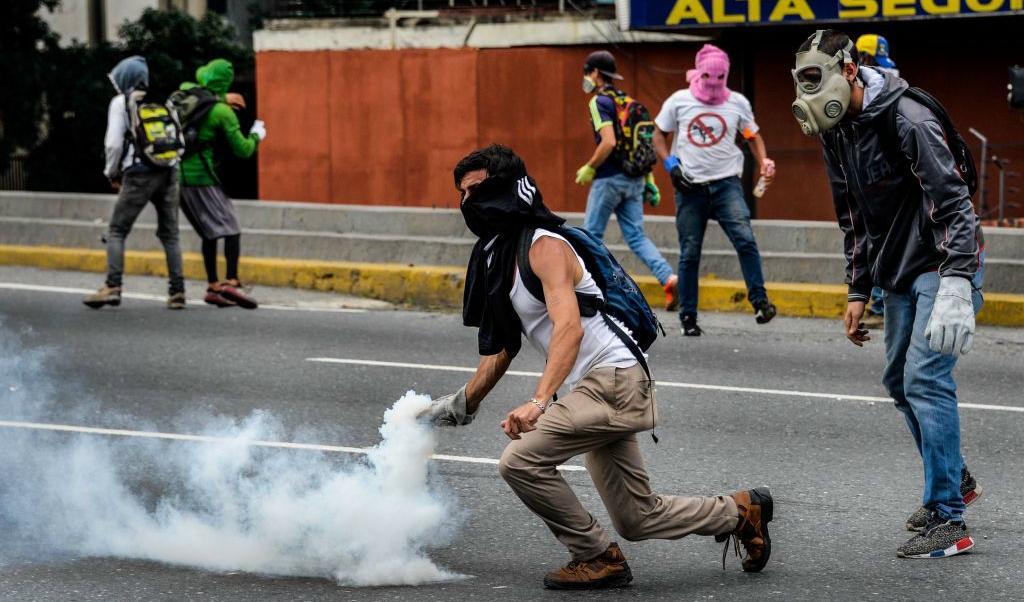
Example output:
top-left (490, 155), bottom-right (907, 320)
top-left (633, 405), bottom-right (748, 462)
top-left (821, 67), bottom-right (981, 301)
top-left (103, 56), bottom-right (149, 179)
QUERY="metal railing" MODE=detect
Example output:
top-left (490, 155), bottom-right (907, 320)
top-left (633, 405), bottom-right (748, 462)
top-left (0, 157), bottom-right (27, 191)
top-left (268, 0), bottom-right (611, 18)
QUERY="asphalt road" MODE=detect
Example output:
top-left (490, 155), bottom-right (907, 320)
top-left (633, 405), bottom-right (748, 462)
top-left (0, 267), bottom-right (1022, 601)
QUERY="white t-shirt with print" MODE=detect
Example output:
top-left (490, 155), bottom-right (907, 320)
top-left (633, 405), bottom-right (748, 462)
top-left (654, 89), bottom-right (759, 184)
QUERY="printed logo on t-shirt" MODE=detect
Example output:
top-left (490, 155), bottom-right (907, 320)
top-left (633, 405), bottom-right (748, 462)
top-left (686, 113), bottom-right (728, 148)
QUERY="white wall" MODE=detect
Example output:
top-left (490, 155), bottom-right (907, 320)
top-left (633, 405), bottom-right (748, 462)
top-left (39, 0), bottom-right (209, 46)
top-left (255, 18), bottom-right (703, 51)
top-left (38, 0), bottom-right (91, 46)
top-left (104, 0), bottom-right (161, 42)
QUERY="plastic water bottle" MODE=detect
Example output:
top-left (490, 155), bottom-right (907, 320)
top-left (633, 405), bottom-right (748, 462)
top-left (752, 176), bottom-right (768, 198)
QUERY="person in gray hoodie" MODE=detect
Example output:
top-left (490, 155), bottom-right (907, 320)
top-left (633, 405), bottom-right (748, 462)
top-left (793, 30), bottom-right (984, 560)
top-left (84, 56), bottom-right (186, 310)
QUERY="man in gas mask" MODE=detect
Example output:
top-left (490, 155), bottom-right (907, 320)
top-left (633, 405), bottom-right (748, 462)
top-left (793, 30), bottom-right (984, 559)
top-left (421, 144), bottom-right (774, 589)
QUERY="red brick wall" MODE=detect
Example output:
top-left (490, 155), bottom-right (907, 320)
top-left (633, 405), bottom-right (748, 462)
top-left (256, 45), bottom-right (699, 217)
top-left (256, 28), bottom-right (1024, 220)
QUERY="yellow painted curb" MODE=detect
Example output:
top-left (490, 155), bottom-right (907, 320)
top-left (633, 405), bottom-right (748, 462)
top-left (1, 244), bottom-right (1022, 326)
top-left (0, 245), bottom-right (464, 309)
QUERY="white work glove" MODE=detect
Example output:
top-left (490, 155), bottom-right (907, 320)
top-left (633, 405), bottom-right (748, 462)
top-left (925, 276), bottom-right (975, 356)
top-left (418, 385), bottom-right (476, 427)
top-left (249, 119), bottom-right (266, 141)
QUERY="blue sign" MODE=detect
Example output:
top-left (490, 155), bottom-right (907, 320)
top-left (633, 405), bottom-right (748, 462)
top-left (626, 0), bottom-right (1024, 29)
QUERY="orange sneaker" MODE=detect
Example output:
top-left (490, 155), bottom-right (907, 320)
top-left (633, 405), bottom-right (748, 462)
top-left (663, 274), bottom-right (680, 312)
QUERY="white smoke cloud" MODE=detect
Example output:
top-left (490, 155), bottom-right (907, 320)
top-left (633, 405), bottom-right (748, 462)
top-left (0, 325), bottom-right (459, 586)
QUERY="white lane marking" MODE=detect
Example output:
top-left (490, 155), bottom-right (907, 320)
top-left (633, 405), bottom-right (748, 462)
top-left (0, 282), bottom-right (367, 314)
top-left (306, 357), bottom-right (1024, 414)
top-left (0, 419), bottom-right (586, 472)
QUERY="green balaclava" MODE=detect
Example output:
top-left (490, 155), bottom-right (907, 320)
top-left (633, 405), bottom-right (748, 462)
top-left (196, 58), bottom-right (234, 97)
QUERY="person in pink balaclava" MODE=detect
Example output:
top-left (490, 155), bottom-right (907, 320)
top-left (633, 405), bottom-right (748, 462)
top-left (654, 44), bottom-right (778, 336)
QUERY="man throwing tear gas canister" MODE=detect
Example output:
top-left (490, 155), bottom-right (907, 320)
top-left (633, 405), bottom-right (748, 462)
top-left (420, 144), bottom-right (774, 589)
top-left (793, 29), bottom-right (985, 559)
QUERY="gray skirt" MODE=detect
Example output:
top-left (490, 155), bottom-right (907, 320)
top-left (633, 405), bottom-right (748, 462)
top-left (180, 185), bottom-right (241, 240)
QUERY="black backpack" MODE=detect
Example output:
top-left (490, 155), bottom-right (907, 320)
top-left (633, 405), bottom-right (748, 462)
top-left (168, 87), bottom-right (219, 157)
top-left (882, 87), bottom-right (978, 197)
top-left (1010, 65), bottom-right (1024, 109)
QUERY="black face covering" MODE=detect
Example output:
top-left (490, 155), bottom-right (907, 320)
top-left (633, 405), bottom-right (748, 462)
top-left (461, 173), bottom-right (564, 357)
top-left (460, 175), bottom-right (562, 239)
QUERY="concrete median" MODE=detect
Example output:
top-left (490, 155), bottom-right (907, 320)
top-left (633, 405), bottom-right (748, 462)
top-left (2, 244), bottom-right (1021, 327)
top-left (3, 192), bottom-right (1023, 294)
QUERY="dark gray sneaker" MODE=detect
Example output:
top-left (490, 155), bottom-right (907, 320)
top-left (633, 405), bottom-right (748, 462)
top-left (166, 292), bottom-right (186, 310)
top-left (681, 314), bottom-right (703, 337)
top-left (906, 468), bottom-right (983, 532)
top-left (897, 514), bottom-right (974, 559)
top-left (754, 300), bottom-right (777, 324)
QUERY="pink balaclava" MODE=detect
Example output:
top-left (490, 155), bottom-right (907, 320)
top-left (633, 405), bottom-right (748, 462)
top-left (687, 44), bottom-right (731, 105)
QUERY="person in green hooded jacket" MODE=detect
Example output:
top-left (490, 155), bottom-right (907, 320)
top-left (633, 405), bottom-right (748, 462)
top-left (179, 58), bottom-right (266, 309)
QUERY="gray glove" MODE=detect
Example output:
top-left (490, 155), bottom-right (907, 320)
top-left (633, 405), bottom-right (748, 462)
top-left (419, 385), bottom-right (476, 426)
top-left (926, 276), bottom-right (975, 356)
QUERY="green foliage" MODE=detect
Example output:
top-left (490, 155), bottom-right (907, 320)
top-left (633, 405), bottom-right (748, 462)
top-left (0, 0), bottom-right (59, 174)
top-left (118, 9), bottom-right (254, 100)
top-left (13, 6), bottom-right (254, 193)
top-left (25, 42), bottom-right (121, 192)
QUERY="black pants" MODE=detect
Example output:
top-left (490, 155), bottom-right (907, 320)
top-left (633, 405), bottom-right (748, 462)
top-left (201, 234), bottom-right (240, 284)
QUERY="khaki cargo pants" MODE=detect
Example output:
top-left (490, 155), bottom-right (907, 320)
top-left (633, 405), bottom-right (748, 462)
top-left (498, 364), bottom-right (739, 561)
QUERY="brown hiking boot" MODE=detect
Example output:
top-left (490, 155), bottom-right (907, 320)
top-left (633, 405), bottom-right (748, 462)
top-left (542, 542), bottom-right (633, 590)
top-left (83, 286), bottom-right (122, 309)
top-left (716, 487), bottom-right (773, 572)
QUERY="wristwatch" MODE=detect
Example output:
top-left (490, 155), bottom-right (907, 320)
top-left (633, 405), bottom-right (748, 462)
top-left (530, 398), bottom-right (548, 413)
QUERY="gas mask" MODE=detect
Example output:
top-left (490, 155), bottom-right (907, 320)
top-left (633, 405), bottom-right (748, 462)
top-left (791, 30), bottom-right (855, 136)
top-left (582, 75), bottom-right (597, 94)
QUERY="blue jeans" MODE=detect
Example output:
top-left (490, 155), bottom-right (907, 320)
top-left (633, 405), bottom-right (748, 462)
top-left (882, 257), bottom-right (985, 522)
top-left (673, 176), bottom-right (767, 317)
top-left (583, 173), bottom-right (674, 285)
top-left (870, 286), bottom-right (885, 315)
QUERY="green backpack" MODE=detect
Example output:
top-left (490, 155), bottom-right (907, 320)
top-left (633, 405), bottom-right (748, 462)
top-left (168, 87), bottom-right (219, 157)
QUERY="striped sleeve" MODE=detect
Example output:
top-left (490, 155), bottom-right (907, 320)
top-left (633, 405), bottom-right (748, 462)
top-left (589, 96), bottom-right (613, 131)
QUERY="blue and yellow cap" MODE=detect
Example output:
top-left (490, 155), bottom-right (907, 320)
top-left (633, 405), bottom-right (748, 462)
top-left (856, 34), bottom-right (896, 70)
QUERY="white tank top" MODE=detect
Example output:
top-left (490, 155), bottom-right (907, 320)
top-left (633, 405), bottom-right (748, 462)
top-left (510, 230), bottom-right (638, 390)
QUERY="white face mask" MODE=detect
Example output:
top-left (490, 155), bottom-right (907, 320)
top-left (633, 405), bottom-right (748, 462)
top-left (791, 30), bottom-right (854, 136)
top-left (582, 75), bottom-right (597, 94)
